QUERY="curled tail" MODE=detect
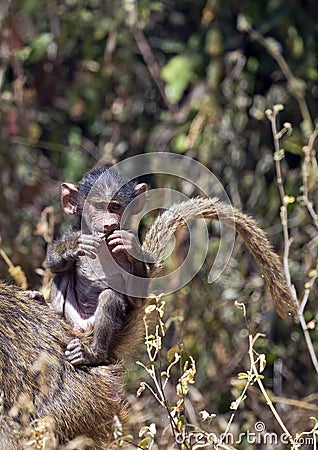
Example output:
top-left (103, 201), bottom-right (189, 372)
top-left (142, 197), bottom-right (297, 321)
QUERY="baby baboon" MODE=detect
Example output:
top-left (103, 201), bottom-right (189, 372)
top-left (46, 166), bottom-right (149, 366)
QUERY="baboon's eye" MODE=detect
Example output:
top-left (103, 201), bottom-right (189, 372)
top-left (93, 202), bottom-right (107, 211)
top-left (109, 202), bottom-right (123, 212)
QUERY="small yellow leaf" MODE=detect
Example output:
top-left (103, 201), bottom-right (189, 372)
top-left (145, 304), bottom-right (156, 315)
top-left (259, 354), bottom-right (267, 373)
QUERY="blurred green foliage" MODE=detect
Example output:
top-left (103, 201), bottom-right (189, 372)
top-left (1, 0), bottom-right (318, 447)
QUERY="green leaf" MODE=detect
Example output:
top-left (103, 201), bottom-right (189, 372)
top-left (237, 372), bottom-right (248, 379)
top-left (138, 437), bottom-right (151, 448)
top-left (161, 55), bottom-right (196, 103)
top-left (172, 133), bottom-right (189, 153)
top-left (29, 33), bottom-right (54, 62)
top-left (68, 127), bottom-right (82, 150)
top-left (273, 104), bottom-right (284, 113)
top-left (13, 47), bottom-right (32, 62)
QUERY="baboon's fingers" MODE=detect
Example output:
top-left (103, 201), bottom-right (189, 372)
top-left (65, 338), bottom-right (86, 365)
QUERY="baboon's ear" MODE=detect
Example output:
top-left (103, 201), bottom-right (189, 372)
top-left (61, 182), bottom-right (78, 214)
top-left (132, 183), bottom-right (148, 214)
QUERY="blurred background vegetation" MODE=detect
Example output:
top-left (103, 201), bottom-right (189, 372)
top-left (1, 0), bottom-right (318, 448)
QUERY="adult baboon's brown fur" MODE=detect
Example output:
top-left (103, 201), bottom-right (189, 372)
top-left (0, 283), bottom-right (128, 449)
top-left (143, 197), bottom-right (297, 319)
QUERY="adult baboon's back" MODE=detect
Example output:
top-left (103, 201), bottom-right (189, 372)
top-left (0, 282), bottom-right (127, 449)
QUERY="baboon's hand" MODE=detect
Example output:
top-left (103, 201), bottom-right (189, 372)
top-left (107, 230), bottom-right (141, 260)
top-left (76, 234), bottom-right (103, 259)
top-left (65, 338), bottom-right (107, 366)
top-left (24, 290), bottom-right (46, 304)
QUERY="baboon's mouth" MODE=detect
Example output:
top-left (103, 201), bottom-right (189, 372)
top-left (100, 230), bottom-right (116, 239)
